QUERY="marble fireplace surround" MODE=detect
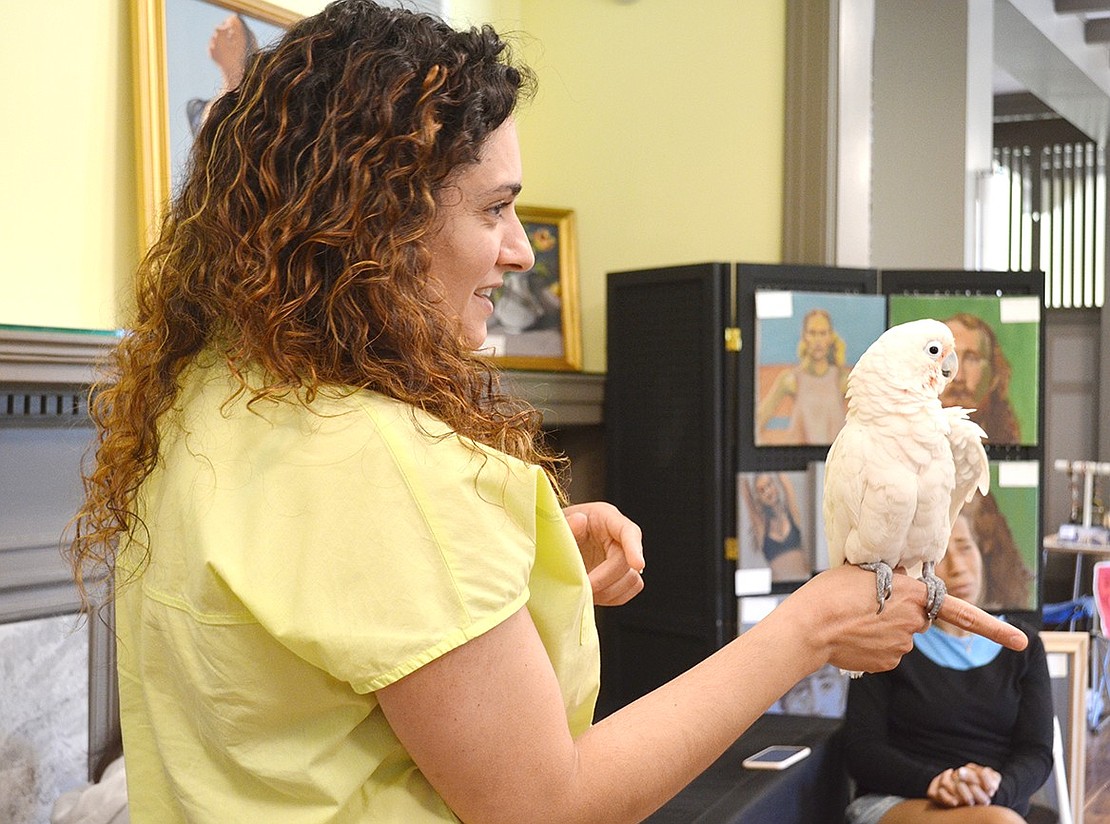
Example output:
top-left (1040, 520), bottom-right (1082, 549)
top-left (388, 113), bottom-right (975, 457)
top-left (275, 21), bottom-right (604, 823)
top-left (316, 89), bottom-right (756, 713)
top-left (0, 326), bottom-right (120, 822)
top-left (0, 322), bottom-right (121, 795)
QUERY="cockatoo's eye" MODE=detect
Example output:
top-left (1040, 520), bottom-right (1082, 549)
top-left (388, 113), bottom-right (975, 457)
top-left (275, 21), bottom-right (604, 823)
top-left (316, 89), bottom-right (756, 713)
top-left (924, 340), bottom-right (943, 358)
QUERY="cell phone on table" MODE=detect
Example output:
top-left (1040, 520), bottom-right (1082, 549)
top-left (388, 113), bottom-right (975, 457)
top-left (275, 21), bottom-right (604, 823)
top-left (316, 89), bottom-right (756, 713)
top-left (741, 744), bottom-right (811, 770)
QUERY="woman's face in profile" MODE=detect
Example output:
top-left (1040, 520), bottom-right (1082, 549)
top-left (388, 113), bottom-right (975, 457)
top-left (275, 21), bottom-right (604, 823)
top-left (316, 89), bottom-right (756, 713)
top-left (424, 119), bottom-right (535, 347)
top-left (937, 514), bottom-right (984, 604)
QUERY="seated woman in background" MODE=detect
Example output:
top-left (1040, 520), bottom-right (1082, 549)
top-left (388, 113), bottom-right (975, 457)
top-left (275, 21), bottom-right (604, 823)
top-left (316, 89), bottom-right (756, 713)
top-left (842, 512), bottom-right (1054, 823)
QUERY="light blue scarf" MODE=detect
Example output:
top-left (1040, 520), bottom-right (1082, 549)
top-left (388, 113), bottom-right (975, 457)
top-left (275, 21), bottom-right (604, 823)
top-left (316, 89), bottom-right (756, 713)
top-left (915, 622), bottom-right (1004, 670)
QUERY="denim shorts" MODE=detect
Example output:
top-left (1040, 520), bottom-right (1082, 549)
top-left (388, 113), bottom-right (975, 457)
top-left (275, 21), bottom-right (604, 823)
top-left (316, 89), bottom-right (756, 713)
top-left (844, 793), bottom-right (906, 824)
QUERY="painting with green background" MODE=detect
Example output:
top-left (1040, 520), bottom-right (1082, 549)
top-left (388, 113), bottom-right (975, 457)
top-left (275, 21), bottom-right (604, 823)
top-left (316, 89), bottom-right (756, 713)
top-left (985, 461), bottom-right (1040, 612)
top-left (888, 294), bottom-right (1039, 446)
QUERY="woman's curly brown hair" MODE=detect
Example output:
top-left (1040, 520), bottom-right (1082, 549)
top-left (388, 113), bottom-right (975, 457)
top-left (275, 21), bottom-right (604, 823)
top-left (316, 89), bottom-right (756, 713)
top-left (67, 0), bottom-right (563, 602)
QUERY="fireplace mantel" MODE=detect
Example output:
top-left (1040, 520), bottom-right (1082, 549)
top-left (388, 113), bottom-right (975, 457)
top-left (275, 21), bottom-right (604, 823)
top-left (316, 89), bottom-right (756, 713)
top-left (0, 325), bottom-right (120, 387)
top-left (0, 325), bottom-right (604, 428)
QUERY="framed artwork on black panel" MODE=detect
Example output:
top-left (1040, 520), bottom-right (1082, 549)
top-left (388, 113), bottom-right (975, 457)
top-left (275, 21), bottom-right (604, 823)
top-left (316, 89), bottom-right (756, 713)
top-left (888, 294), bottom-right (1040, 447)
top-left (754, 291), bottom-right (886, 447)
top-left (1040, 630), bottom-right (1088, 824)
top-left (810, 460), bottom-right (829, 572)
top-left (737, 470), bottom-right (814, 583)
top-left (960, 461), bottom-right (1040, 614)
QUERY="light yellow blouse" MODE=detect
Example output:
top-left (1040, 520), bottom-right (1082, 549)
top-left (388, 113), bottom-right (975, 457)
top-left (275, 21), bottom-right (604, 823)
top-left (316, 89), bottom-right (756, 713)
top-left (115, 357), bottom-right (599, 822)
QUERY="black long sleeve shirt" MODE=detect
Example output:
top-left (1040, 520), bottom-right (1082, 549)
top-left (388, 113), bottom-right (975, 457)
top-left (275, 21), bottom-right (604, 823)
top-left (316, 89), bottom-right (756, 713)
top-left (843, 623), bottom-right (1053, 816)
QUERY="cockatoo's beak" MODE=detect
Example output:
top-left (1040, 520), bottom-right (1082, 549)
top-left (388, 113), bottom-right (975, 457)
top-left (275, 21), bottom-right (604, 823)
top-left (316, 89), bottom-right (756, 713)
top-left (941, 351), bottom-right (958, 379)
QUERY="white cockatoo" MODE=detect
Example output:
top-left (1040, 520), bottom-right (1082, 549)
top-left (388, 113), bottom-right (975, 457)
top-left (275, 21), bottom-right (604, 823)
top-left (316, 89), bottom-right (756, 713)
top-left (823, 318), bottom-right (990, 631)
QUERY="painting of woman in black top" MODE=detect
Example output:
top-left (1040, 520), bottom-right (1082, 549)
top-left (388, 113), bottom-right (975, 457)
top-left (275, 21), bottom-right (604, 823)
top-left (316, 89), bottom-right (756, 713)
top-left (739, 471), bottom-right (812, 582)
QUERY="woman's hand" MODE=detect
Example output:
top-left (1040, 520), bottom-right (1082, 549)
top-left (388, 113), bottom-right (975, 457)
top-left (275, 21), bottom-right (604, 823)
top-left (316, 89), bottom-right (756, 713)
top-left (775, 565), bottom-right (1027, 676)
top-left (963, 764), bottom-right (1002, 800)
top-left (926, 764), bottom-right (1000, 807)
top-left (778, 566), bottom-right (927, 674)
top-left (209, 15), bottom-right (251, 87)
top-left (563, 502), bottom-right (645, 606)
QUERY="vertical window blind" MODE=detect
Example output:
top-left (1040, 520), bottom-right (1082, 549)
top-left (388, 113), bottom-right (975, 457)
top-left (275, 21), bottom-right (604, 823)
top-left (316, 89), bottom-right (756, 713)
top-left (993, 142), bottom-right (1106, 308)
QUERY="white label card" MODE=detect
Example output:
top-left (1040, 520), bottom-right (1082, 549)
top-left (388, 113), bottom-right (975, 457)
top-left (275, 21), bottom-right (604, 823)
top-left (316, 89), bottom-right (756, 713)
top-left (999, 296), bottom-right (1040, 324)
top-left (998, 461), bottom-right (1039, 487)
top-left (755, 291), bottom-right (794, 319)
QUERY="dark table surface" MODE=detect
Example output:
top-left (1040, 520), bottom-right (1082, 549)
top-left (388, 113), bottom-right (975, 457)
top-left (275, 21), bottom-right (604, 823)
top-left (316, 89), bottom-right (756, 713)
top-left (644, 713), bottom-right (850, 824)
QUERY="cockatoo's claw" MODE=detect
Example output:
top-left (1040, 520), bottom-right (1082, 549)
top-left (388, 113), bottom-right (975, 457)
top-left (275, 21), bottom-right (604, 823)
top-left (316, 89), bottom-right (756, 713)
top-left (921, 561), bottom-right (948, 621)
top-left (859, 561), bottom-right (894, 615)
top-left (925, 592), bottom-right (945, 621)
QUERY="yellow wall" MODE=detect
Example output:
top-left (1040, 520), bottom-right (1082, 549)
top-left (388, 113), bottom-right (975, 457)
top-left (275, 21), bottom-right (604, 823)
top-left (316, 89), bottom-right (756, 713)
top-left (1, 1), bottom-right (136, 331)
top-left (510, 1), bottom-right (786, 371)
top-left (0, 0), bottom-right (785, 372)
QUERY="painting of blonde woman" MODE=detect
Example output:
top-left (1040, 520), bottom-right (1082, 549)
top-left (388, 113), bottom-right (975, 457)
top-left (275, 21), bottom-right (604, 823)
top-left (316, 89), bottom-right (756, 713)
top-left (755, 291), bottom-right (885, 447)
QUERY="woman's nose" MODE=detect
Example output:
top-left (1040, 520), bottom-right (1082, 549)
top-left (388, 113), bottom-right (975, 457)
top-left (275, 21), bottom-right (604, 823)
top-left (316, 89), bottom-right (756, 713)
top-left (943, 555), bottom-right (967, 579)
top-left (501, 214), bottom-right (535, 272)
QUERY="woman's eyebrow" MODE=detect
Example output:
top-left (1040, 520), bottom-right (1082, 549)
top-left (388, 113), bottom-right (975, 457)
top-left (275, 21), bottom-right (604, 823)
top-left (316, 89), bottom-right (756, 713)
top-left (480, 182), bottom-right (523, 199)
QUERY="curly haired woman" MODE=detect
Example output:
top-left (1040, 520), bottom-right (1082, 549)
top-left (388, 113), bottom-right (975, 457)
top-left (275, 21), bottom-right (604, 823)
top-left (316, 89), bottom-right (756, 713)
top-left (68, 2), bottom-right (1025, 821)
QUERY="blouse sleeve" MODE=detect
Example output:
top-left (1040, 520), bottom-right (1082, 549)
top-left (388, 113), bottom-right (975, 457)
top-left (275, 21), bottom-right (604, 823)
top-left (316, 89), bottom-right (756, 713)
top-left (205, 395), bottom-right (542, 693)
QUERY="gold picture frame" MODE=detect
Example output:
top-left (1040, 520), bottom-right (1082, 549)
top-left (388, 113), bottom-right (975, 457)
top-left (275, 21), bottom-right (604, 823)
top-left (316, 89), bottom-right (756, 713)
top-left (132, 0), bottom-right (301, 248)
top-left (482, 206), bottom-right (582, 372)
top-left (1040, 630), bottom-right (1088, 823)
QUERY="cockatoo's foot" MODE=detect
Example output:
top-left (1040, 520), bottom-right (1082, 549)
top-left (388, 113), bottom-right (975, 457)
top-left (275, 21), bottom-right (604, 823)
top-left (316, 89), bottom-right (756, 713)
top-left (858, 561), bottom-right (893, 614)
top-left (921, 561), bottom-right (947, 621)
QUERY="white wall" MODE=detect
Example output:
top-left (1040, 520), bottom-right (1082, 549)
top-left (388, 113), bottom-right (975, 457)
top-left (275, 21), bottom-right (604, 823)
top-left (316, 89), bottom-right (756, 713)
top-left (870, 0), bottom-right (990, 269)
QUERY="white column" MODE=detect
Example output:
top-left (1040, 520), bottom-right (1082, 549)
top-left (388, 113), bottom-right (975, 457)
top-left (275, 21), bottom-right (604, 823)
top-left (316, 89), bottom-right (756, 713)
top-left (833, 0), bottom-right (875, 268)
top-left (869, 0), bottom-right (994, 270)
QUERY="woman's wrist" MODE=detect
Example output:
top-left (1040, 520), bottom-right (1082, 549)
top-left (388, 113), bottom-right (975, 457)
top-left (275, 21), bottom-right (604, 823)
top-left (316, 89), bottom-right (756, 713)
top-left (755, 596), bottom-right (829, 676)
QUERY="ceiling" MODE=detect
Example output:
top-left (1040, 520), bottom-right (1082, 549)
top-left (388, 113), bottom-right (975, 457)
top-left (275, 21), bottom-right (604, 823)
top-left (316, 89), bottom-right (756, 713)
top-left (994, 0), bottom-right (1110, 97)
top-left (1051, 0), bottom-right (1110, 71)
top-left (991, 0), bottom-right (1110, 140)
top-left (1053, 0), bottom-right (1110, 40)
top-left (993, 65), bottom-right (1027, 95)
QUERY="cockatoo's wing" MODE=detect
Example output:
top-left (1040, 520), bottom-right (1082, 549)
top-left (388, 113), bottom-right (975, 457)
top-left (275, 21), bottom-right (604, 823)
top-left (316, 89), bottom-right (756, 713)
top-left (945, 406), bottom-right (990, 524)
top-left (824, 426), bottom-right (863, 570)
top-left (825, 422), bottom-right (919, 570)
